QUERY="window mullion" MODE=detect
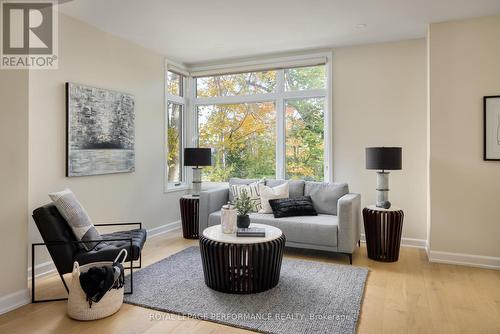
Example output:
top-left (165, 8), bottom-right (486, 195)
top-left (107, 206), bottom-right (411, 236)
top-left (276, 69), bottom-right (285, 180)
top-left (184, 75), bottom-right (196, 187)
top-left (194, 93), bottom-right (279, 106)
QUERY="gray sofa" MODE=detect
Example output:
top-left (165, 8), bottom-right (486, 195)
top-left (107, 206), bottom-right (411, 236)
top-left (199, 178), bottom-right (361, 264)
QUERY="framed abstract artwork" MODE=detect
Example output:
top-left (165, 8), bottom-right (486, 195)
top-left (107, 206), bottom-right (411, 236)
top-left (66, 82), bottom-right (135, 176)
top-left (484, 96), bottom-right (500, 161)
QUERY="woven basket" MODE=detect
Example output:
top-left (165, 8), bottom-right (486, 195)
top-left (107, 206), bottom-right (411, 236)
top-left (67, 249), bottom-right (127, 321)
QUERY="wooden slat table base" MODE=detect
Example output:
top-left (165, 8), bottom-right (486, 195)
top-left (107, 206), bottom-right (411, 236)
top-left (199, 234), bottom-right (286, 294)
top-left (363, 208), bottom-right (404, 262)
top-left (180, 197), bottom-right (199, 239)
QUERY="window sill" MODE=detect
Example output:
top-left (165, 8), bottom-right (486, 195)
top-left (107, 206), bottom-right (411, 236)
top-left (164, 184), bottom-right (190, 193)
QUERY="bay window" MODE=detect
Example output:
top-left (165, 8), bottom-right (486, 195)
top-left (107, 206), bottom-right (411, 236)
top-left (165, 53), bottom-right (332, 190)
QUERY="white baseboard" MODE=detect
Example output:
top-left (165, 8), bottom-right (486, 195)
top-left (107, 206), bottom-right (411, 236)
top-left (427, 249), bottom-right (500, 270)
top-left (27, 220), bottom-right (182, 280)
top-left (147, 220), bottom-right (181, 238)
top-left (0, 289), bottom-right (30, 315)
top-left (27, 260), bottom-right (57, 281)
top-left (360, 234), bottom-right (427, 249)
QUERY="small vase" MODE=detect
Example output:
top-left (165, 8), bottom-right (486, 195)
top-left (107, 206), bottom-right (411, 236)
top-left (237, 215), bottom-right (250, 228)
top-left (221, 203), bottom-right (237, 234)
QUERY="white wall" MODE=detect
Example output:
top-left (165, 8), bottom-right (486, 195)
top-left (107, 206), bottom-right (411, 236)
top-left (428, 15), bottom-right (500, 258)
top-left (0, 69), bottom-right (29, 310)
top-left (333, 39), bottom-right (428, 241)
top-left (28, 14), bottom-right (185, 266)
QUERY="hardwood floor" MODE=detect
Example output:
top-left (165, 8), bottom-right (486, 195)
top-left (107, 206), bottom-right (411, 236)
top-left (1, 229), bottom-right (499, 334)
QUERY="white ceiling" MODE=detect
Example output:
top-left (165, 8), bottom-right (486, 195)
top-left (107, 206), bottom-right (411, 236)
top-left (59, 0), bottom-right (500, 65)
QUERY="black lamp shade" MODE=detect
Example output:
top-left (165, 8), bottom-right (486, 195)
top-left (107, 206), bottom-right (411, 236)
top-left (184, 148), bottom-right (212, 167)
top-left (366, 147), bottom-right (402, 170)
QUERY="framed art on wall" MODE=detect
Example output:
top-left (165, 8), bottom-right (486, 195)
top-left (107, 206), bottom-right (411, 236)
top-left (484, 96), bottom-right (500, 161)
top-left (66, 82), bottom-right (135, 176)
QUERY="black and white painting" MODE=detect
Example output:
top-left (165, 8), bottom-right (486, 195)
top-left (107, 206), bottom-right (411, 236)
top-left (484, 96), bottom-right (500, 161)
top-left (66, 82), bottom-right (135, 176)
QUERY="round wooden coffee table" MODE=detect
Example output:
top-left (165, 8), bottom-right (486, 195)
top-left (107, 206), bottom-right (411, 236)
top-left (199, 223), bottom-right (286, 294)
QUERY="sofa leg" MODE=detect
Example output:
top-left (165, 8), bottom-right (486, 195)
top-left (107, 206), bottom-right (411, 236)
top-left (357, 240), bottom-right (361, 247)
top-left (340, 252), bottom-right (353, 265)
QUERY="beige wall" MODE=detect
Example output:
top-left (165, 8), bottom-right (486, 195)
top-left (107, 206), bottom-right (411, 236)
top-left (29, 14), bottom-right (185, 266)
top-left (333, 39), bottom-right (428, 241)
top-left (428, 16), bottom-right (500, 257)
top-left (0, 70), bottom-right (29, 299)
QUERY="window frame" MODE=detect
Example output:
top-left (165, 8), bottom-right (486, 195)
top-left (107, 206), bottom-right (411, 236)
top-left (164, 52), bottom-right (333, 188)
top-left (190, 52), bottom-right (333, 185)
top-left (165, 63), bottom-right (191, 192)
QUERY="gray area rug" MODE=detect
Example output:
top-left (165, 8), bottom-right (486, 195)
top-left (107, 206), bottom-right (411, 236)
top-left (124, 247), bottom-right (368, 334)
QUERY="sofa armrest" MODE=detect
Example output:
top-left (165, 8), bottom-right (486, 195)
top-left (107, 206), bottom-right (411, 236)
top-left (337, 193), bottom-right (361, 254)
top-left (199, 187), bottom-right (229, 232)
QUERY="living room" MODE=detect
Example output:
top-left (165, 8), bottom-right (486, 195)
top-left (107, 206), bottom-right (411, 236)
top-left (0, 0), bottom-right (499, 333)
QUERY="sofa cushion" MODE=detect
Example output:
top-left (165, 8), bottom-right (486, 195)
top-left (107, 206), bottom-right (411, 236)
top-left (208, 210), bottom-right (337, 247)
top-left (74, 228), bottom-right (146, 265)
top-left (228, 178), bottom-right (261, 202)
top-left (304, 182), bottom-right (349, 215)
top-left (266, 179), bottom-right (305, 198)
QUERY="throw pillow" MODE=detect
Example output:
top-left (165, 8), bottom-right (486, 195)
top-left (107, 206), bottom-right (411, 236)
top-left (304, 182), bottom-right (349, 215)
top-left (230, 182), bottom-right (262, 212)
top-left (228, 178), bottom-right (260, 202)
top-left (48, 189), bottom-right (102, 251)
top-left (269, 196), bottom-right (318, 218)
top-left (258, 182), bottom-right (289, 214)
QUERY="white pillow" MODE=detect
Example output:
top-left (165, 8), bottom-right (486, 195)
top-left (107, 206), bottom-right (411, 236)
top-left (259, 182), bottom-right (289, 214)
top-left (49, 189), bottom-right (101, 251)
top-left (230, 182), bottom-right (263, 212)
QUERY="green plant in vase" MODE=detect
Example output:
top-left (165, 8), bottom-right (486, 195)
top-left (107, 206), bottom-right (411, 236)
top-left (234, 189), bottom-right (252, 228)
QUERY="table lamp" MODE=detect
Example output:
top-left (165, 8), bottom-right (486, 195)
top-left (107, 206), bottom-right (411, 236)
top-left (365, 147), bottom-right (402, 209)
top-left (184, 148), bottom-right (212, 196)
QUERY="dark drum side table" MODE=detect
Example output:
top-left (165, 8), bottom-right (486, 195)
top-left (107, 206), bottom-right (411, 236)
top-left (180, 195), bottom-right (199, 239)
top-left (363, 206), bottom-right (404, 262)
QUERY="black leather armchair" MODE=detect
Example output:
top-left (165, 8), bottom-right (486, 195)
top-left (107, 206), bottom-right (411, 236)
top-left (31, 203), bottom-right (147, 303)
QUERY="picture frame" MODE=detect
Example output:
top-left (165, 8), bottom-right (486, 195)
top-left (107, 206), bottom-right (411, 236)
top-left (66, 82), bottom-right (135, 176)
top-left (484, 96), bottom-right (500, 161)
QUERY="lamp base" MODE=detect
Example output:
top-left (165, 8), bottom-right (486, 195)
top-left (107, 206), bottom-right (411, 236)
top-left (192, 167), bottom-right (203, 196)
top-left (376, 201), bottom-right (391, 209)
top-left (376, 171), bottom-right (391, 209)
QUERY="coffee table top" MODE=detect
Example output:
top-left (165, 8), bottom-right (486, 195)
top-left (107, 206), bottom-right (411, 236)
top-left (202, 223), bottom-right (283, 244)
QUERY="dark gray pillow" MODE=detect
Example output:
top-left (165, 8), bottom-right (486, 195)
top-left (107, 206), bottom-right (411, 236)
top-left (304, 182), bottom-right (349, 215)
top-left (269, 196), bottom-right (317, 218)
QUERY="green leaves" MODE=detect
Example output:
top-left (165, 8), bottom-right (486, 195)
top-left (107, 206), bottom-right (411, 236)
top-left (234, 189), bottom-right (253, 216)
